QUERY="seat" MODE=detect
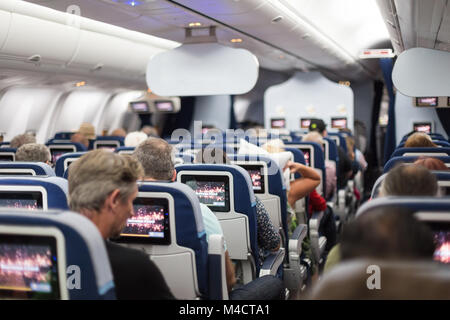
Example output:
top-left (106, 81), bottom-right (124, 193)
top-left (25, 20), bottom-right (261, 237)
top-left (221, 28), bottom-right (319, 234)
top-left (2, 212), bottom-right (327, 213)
top-left (284, 141), bottom-right (326, 196)
top-left (230, 154), bottom-right (308, 292)
top-left (0, 148), bottom-right (16, 162)
top-left (55, 152), bottom-right (87, 177)
top-left (0, 142), bottom-right (10, 148)
top-left (92, 136), bottom-right (125, 150)
top-left (327, 133), bottom-right (348, 153)
top-left (112, 181), bottom-right (227, 300)
top-left (309, 258), bottom-right (450, 299)
top-left (371, 170), bottom-right (450, 199)
top-left (384, 156), bottom-right (450, 173)
top-left (54, 132), bottom-right (75, 140)
top-left (0, 162), bottom-right (55, 176)
top-left (391, 147), bottom-right (450, 158)
top-left (356, 196), bottom-right (450, 218)
top-left (0, 176), bottom-right (69, 210)
top-left (397, 140), bottom-right (450, 148)
top-left (0, 209), bottom-right (115, 299)
top-left (46, 142), bottom-right (87, 165)
top-left (176, 163), bottom-right (286, 284)
top-left (115, 147), bottom-right (135, 155)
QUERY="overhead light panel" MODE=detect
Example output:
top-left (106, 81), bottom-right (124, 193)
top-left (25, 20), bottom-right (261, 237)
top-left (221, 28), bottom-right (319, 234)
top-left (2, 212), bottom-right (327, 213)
top-left (188, 22), bottom-right (202, 27)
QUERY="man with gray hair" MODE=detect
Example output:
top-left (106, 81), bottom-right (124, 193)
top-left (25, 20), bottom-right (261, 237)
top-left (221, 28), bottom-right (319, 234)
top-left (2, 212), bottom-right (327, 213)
top-left (15, 143), bottom-right (51, 164)
top-left (68, 149), bottom-right (174, 300)
top-left (10, 133), bottom-right (36, 149)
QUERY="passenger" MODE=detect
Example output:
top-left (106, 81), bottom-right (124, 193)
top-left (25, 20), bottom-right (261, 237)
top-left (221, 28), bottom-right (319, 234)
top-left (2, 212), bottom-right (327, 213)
top-left (194, 148), bottom-right (281, 260)
top-left (261, 139), bottom-right (325, 277)
top-left (76, 122), bottom-right (97, 148)
top-left (10, 133), bottom-right (36, 149)
top-left (379, 164), bottom-right (438, 197)
top-left (324, 164), bottom-right (438, 273)
top-left (309, 119), bottom-right (353, 189)
top-left (124, 131), bottom-right (148, 147)
top-left (110, 128), bottom-right (127, 137)
top-left (340, 206), bottom-right (435, 261)
top-left (141, 125), bottom-right (159, 138)
top-left (134, 138), bottom-right (285, 300)
top-left (261, 139), bottom-right (321, 208)
top-left (15, 143), bottom-right (51, 165)
top-left (302, 131), bottom-right (337, 201)
top-left (414, 157), bottom-right (448, 171)
top-left (67, 149), bottom-right (174, 300)
top-left (404, 132), bottom-right (438, 148)
top-left (70, 132), bottom-right (89, 149)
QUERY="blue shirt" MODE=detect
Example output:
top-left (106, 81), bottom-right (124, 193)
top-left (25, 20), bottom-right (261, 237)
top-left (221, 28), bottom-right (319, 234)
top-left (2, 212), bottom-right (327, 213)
top-left (199, 203), bottom-right (227, 250)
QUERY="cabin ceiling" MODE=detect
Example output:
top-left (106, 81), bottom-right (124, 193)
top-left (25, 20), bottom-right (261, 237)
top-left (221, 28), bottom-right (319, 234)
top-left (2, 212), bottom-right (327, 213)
top-left (25, 0), bottom-right (397, 84)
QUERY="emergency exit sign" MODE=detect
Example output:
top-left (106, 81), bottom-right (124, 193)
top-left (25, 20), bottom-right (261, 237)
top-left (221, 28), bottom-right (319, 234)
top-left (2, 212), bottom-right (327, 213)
top-left (359, 49), bottom-right (395, 59)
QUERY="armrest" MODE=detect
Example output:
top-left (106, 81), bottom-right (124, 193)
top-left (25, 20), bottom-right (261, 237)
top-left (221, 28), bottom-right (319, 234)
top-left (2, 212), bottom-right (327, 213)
top-left (208, 234), bottom-right (228, 300)
top-left (259, 248), bottom-right (285, 277)
top-left (288, 224), bottom-right (307, 260)
top-left (309, 211), bottom-right (324, 231)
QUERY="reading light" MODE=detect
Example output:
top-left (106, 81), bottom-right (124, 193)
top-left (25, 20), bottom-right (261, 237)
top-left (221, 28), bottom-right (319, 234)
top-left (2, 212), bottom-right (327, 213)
top-left (230, 38), bottom-right (243, 43)
top-left (125, 0), bottom-right (141, 6)
top-left (188, 22), bottom-right (202, 27)
top-left (75, 81), bottom-right (86, 87)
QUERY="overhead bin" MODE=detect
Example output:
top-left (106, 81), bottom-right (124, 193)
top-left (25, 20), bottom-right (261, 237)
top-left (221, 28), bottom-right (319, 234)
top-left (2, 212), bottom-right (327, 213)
top-left (1, 13), bottom-right (80, 65)
top-left (0, 0), bottom-right (179, 87)
top-left (392, 48), bottom-right (450, 97)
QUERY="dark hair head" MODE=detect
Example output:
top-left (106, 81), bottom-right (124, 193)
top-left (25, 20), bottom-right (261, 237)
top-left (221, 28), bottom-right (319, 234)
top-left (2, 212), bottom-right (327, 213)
top-left (341, 206), bottom-right (435, 261)
top-left (381, 164), bottom-right (438, 197)
top-left (195, 147), bottom-right (230, 164)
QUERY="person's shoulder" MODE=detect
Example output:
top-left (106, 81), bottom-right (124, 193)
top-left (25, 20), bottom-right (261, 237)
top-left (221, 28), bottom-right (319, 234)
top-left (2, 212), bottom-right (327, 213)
top-left (105, 241), bottom-right (150, 263)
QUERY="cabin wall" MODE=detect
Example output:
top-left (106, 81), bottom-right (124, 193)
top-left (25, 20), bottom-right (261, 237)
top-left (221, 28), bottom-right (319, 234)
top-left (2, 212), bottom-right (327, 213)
top-left (0, 87), bottom-right (63, 143)
top-left (395, 92), bottom-right (448, 144)
top-left (50, 89), bottom-right (112, 137)
top-left (264, 72), bottom-right (354, 131)
top-left (98, 91), bottom-right (143, 134)
top-left (190, 95), bottom-right (231, 131)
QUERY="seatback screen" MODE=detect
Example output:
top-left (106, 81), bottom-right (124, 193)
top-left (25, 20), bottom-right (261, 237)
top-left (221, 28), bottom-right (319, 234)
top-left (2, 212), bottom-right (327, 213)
top-left (130, 101), bottom-right (150, 113)
top-left (331, 117), bottom-right (347, 129)
top-left (271, 118), bottom-right (286, 129)
top-left (238, 164), bottom-right (265, 194)
top-left (0, 234), bottom-right (61, 299)
top-left (50, 149), bottom-right (74, 164)
top-left (428, 222), bottom-right (450, 264)
top-left (416, 97), bottom-right (438, 107)
top-left (300, 118), bottom-right (312, 129)
top-left (413, 122), bottom-right (432, 134)
top-left (155, 101), bottom-right (174, 112)
top-left (300, 148), bottom-right (311, 167)
top-left (0, 192), bottom-right (43, 210)
top-left (119, 198), bottom-right (170, 245)
top-left (0, 155), bottom-right (14, 162)
top-left (181, 175), bottom-right (230, 212)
